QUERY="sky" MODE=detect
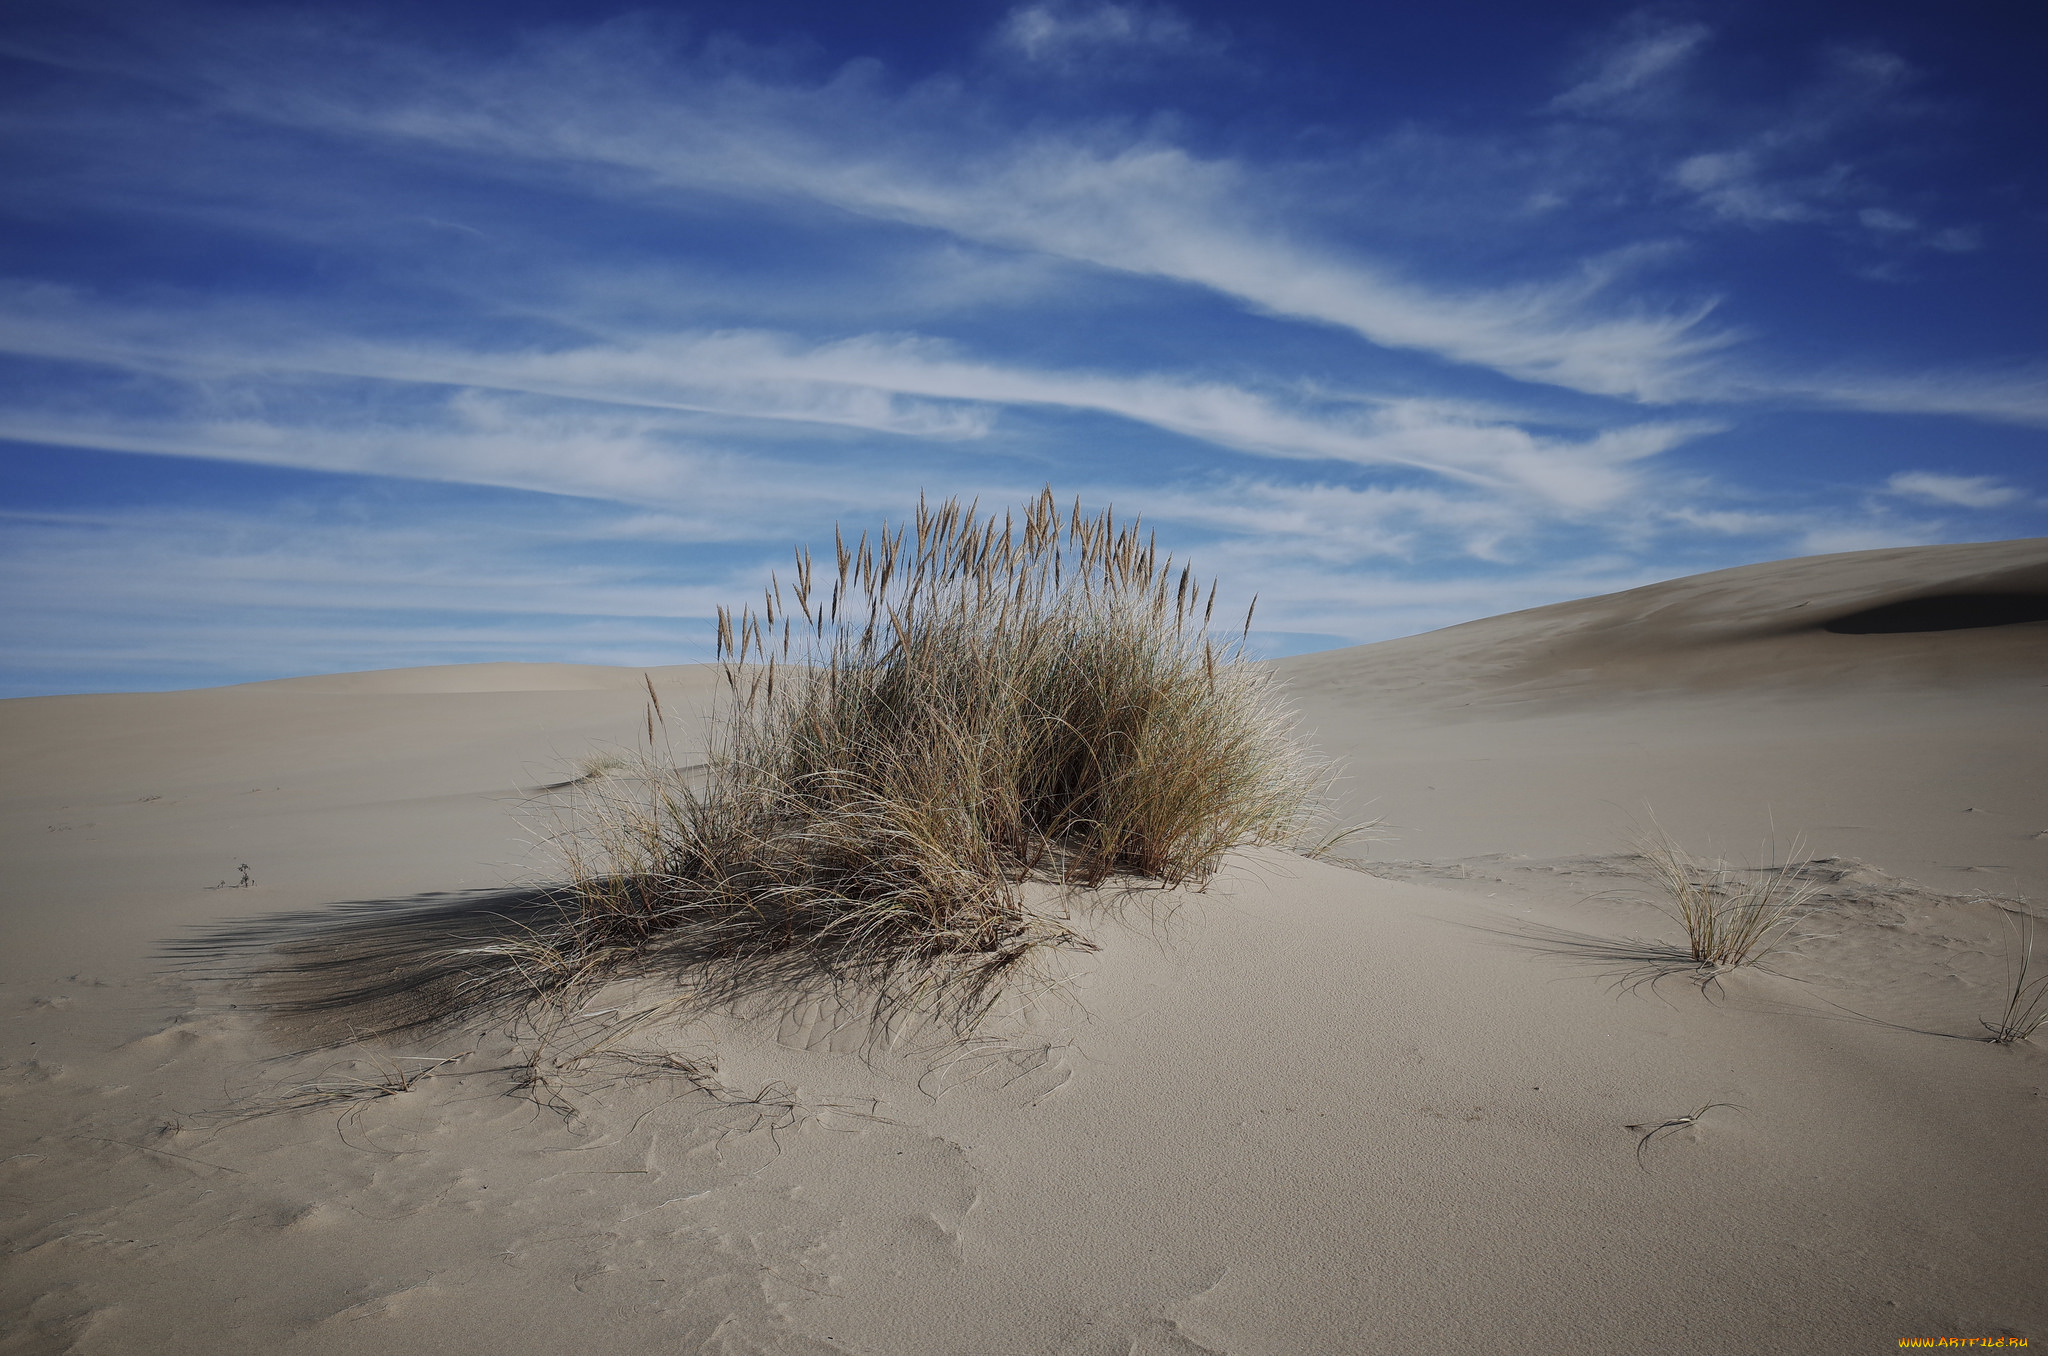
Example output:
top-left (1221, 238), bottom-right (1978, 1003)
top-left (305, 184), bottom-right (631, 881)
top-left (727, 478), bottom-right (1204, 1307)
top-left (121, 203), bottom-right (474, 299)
top-left (1, 0), bottom-right (2043, 696)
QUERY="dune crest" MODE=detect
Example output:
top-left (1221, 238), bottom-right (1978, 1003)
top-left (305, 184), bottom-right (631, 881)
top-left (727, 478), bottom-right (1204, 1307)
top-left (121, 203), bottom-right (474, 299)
top-left (1282, 536), bottom-right (2048, 708)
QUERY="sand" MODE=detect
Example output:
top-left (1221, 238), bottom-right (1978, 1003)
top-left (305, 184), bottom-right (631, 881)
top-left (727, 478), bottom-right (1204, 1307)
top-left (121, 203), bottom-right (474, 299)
top-left (3, 539), bottom-right (2044, 1354)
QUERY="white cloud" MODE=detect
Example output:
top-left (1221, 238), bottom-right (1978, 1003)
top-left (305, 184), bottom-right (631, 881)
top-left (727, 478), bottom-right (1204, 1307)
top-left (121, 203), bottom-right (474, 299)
top-left (0, 507), bottom-right (721, 622)
top-left (7, 6), bottom-right (2023, 425)
top-left (0, 292), bottom-right (1718, 509)
top-left (1141, 546), bottom-right (1686, 647)
top-left (1665, 506), bottom-right (1797, 536)
top-left (0, 404), bottom-right (910, 530)
top-left (109, 24), bottom-right (1731, 401)
top-left (1882, 471), bottom-right (2022, 509)
top-left (1638, 40), bottom-right (1954, 247)
top-left (0, 505), bottom-right (747, 693)
top-left (1552, 19), bottom-right (1710, 112)
top-left (1858, 207), bottom-right (1916, 233)
top-left (994, 2), bottom-right (1209, 65)
top-left (1672, 150), bottom-right (1824, 225)
top-left (1773, 366), bottom-right (2048, 429)
top-left (1135, 479), bottom-right (1527, 565)
top-left (1799, 522), bottom-right (1946, 555)
top-left (1856, 207), bottom-right (1984, 256)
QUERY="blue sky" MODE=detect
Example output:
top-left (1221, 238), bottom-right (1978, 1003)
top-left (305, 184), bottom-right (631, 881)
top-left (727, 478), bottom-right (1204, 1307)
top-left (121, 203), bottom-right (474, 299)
top-left (2, 0), bottom-right (2042, 695)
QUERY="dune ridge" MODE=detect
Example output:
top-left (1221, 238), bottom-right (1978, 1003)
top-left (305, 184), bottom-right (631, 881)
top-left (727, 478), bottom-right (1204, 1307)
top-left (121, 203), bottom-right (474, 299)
top-left (1280, 536), bottom-right (2048, 709)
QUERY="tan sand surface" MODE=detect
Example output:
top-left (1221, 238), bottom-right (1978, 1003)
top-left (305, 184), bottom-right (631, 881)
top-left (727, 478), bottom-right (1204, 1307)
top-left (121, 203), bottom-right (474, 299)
top-left (3, 539), bottom-right (2044, 1353)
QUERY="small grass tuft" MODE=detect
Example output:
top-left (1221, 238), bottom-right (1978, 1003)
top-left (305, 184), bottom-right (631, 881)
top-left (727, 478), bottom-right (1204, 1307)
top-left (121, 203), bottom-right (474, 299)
top-left (206, 862), bottom-right (254, 890)
top-left (1983, 908), bottom-right (2048, 1045)
top-left (576, 752), bottom-right (633, 780)
top-left (1636, 830), bottom-right (1820, 972)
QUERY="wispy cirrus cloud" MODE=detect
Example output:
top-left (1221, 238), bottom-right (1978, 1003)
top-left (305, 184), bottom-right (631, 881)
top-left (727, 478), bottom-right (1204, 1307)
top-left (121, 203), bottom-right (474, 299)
top-left (14, 13), bottom-right (1727, 402)
top-left (1534, 15), bottom-right (1985, 261)
top-left (1551, 16), bottom-right (1710, 113)
top-left (1651, 43), bottom-right (1979, 253)
top-left (1882, 471), bottom-right (2023, 509)
top-left (0, 290), bottom-right (1714, 509)
top-left (6, 6), bottom-right (2015, 413)
top-left (0, 503), bottom-right (738, 694)
top-left (1763, 366), bottom-right (2048, 429)
top-left (1671, 150), bottom-right (1829, 226)
top-left (993, 1), bottom-right (1218, 68)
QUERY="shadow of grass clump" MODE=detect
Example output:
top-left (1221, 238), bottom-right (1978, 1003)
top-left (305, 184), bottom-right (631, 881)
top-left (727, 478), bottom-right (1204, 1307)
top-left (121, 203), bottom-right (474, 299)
top-left (1471, 916), bottom-right (1722, 1000)
top-left (166, 888), bottom-right (863, 1124)
top-left (164, 889), bottom-right (573, 1050)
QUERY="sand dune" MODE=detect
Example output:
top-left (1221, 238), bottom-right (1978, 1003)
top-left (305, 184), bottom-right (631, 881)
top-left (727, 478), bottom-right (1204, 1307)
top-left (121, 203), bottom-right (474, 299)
top-left (239, 662), bottom-right (716, 696)
top-left (3, 540), bottom-right (2044, 1354)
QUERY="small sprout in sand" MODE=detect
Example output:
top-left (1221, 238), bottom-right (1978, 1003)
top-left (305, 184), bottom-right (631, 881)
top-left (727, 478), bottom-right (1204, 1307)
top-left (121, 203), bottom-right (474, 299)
top-left (1982, 908), bottom-right (2048, 1045)
top-left (1626, 1101), bottom-right (1742, 1169)
top-left (1635, 831), bottom-right (1819, 972)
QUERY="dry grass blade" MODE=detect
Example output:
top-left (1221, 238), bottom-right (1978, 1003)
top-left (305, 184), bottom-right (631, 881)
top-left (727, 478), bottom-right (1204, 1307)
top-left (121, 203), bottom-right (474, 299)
top-left (1982, 908), bottom-right (2048, 1044)
top-left (1635, 830), bottom-right (1820, 972)
top-left (1625, 1101), bottom-right (1742, 1169)
top-left (1300, 819), bottom-right (1387, 865)
top-left (229, 1052), bottom-right (470, 1120)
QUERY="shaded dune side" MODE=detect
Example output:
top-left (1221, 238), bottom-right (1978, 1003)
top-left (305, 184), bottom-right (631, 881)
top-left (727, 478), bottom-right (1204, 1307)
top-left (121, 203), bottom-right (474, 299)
top-left (1822, 590), bottom-right (2048, 634)
top-left (1277, 537), bottom-right (2048, 709)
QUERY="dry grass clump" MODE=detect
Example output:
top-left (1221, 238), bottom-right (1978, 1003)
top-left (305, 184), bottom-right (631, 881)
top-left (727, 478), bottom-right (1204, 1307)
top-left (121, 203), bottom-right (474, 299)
top-left (1983, 908), bottom-right (2048, 1044)
top-left (1636, 831), bottom-right (1821, 972)
top-left (546, 489), bottom-right (1329, 1025)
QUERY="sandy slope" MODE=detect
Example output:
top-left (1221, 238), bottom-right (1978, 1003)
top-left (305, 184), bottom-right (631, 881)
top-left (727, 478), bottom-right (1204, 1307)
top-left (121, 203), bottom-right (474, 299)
top-left (3, 540), bottom-right (2044, 1354)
